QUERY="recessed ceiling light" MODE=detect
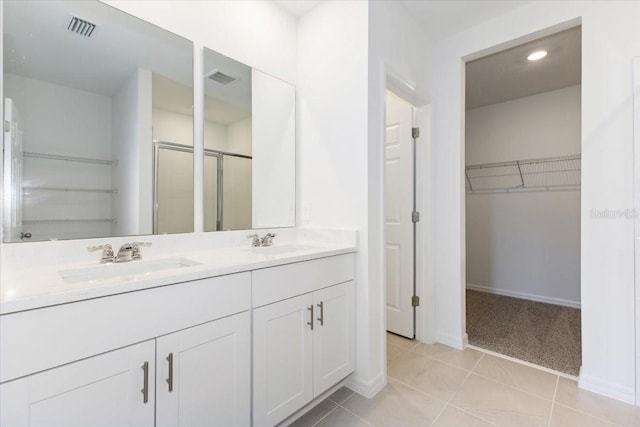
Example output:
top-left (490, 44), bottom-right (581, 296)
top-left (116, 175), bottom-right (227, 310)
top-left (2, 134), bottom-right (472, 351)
top-left (527, 50), bottom-right (548, 61)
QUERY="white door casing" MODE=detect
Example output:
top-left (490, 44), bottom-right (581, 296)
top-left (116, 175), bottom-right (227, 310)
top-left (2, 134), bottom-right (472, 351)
top-left (385, 90), bottom-right (415, 338)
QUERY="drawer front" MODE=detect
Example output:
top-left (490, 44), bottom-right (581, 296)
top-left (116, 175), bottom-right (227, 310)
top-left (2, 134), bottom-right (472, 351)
top-left (0, 273), bottom-right (250, 383)
top-left (252, 254), bottom-right (355, 308)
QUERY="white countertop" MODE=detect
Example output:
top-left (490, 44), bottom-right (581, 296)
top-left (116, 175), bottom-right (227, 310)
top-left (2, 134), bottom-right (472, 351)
top-left (0, 242), bottom-right (356, 315)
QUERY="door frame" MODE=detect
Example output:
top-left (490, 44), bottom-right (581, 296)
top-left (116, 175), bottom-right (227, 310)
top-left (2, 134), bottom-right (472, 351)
top-left (633, 56), bottom-right (640, 405)
top-left (382, 67), bottom-right (434, 349)
top-left (460, 21), bottom-right (583, 364)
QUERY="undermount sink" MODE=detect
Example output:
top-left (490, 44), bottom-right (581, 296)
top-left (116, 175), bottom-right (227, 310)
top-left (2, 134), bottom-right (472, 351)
top-left (59, 257), bottom-right (201, 284)
top-left (244, 244), bottom-right (318, 256)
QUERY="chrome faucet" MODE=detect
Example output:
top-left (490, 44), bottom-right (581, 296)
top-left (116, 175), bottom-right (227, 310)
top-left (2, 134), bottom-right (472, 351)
top-left (261, 233), bottom-right (277, 247)
top-left (247, 233), bottom-right (277, 247)
top-left (247, 234), bottom-right (261, 247)
top-left (87, 244), bottom-right (115, 264)
top-left (116, 242), bottom-right (152, 263)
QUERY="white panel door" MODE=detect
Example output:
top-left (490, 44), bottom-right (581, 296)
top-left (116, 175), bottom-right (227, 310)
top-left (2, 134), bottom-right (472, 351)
top-left (156, 311), bottom-right (251, 427)
top-left (385, 90), bottom-right (415, 338)
top-left (3, 98), bottom-right (24, 242)
top-left (253, 294), bottom-right (314, 427)
top-left (0, 340), bottom-right (155, 427)
top-left (313, 281), bottom-right (355, 396)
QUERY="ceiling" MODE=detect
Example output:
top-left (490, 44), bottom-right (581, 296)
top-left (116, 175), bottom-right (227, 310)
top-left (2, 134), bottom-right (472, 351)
top-left (274, 1), bottom-right (321, 17)
top-left (400, 1), bottom-right (531, 41)
top-left (465, 26), bottom-right (581, 109)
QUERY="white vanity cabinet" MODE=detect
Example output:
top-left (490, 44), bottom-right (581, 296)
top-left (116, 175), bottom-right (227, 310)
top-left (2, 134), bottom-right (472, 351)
top-left (252, 254), bottom-right (355, 427)
top-left (156, 311), bottom-right (251, 427)
top-left (0, 273), bottom-right (252, 427)
top-left (0, 340), bottom-right (156, 427)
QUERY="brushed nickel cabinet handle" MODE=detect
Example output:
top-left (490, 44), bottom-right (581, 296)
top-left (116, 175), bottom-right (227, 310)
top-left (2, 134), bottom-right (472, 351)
top-left (166, 353), bottom-right (174, 392)
top-left (307, 305), bottom-right (314, 331)
top-left (141, 361), bottom-right (149, 403)
top-left (317, 301), bottom-right (324, 326)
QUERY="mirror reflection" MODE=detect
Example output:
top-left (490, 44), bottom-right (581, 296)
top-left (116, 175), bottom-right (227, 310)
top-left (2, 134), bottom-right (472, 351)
top-left (2, 0), bottom-right (193, 242)
top-left (202, 49), bottom-right (253, 231)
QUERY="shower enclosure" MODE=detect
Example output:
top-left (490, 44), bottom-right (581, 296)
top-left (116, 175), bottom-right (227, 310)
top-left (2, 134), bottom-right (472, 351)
top-left (154, 141), bottom-right (252, 234)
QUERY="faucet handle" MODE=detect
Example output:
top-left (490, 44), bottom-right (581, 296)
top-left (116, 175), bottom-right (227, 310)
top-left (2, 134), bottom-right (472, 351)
top-left (131, 242), bottom-right (152, 260)
top-left (247, 234), bottom-right (261, 247)
top-left (87, 244), bottom-right (115, 264)
top-left (133, 242), bottom-right (152, 248)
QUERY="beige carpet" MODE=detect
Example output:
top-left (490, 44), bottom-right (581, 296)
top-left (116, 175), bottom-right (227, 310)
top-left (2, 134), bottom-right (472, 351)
top-left (466, 289), bottom-right (581, 376)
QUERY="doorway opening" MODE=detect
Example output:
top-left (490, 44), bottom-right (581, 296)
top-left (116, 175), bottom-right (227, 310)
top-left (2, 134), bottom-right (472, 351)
top-left (464, 26), bottom-right (582, 376)
top-left (384, 90), bottom-right (418, 340)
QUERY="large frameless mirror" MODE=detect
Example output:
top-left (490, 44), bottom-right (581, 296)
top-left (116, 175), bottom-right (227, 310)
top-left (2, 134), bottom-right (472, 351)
top-left (202, 48), bottom-right (295, 232)
top-left (2, 0), bottom-right (194, 242)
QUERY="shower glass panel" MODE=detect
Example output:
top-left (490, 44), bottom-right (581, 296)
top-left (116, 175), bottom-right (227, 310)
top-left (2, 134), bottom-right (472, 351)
top-left (221, 155), bottom-right (252, 231)
top-left (204, 153), bottom-right (220, 231)
top-left (155, 145), bottom-right (194, 234)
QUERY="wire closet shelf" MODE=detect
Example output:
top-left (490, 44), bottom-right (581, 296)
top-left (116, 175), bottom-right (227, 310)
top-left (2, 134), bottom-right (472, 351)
top-left (465, 154), bottom-right (581, 194)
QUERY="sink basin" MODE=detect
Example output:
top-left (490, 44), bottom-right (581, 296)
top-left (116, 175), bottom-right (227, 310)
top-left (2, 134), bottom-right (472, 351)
top-left (59, 257), bottom-right (201, 284)
top-left (244, 244), bottom-right (318, 256)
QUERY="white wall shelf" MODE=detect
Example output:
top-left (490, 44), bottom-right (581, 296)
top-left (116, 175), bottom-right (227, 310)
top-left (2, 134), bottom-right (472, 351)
top-left (23, 151), bottom-right (117, 166)
top-left (23, 187), bottom-right (118, 194)
top-left (465, 154), bottom-right (581, 194)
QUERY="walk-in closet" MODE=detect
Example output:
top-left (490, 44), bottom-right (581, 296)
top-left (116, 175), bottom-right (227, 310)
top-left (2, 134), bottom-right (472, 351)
top-left (464, 26), bottom-right (582, 375)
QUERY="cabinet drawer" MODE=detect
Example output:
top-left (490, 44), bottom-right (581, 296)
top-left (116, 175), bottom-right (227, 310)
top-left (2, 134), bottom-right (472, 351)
top-left (252, 254), bottom-right (355, 308)
top-left (0, 273), bottom-right (250, 383)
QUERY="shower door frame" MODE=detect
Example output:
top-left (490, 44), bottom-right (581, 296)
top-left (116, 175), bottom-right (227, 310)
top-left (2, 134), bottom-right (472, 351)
top-left (153, 141), bottom-right (252, 233)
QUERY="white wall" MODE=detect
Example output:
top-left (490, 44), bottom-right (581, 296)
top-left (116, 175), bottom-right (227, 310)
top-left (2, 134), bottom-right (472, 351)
top-left (112, 69), bottom-right (153, 237)
top-left (368, 0), bottom-right (434, 362)
top-left (466, 86), bottom-right (581, 307)
top-left (4, 73), bottom-right (113, 241)
top-left (297, 0), bottom-right (371, 394)
top-left (152, 108), bottom-right (194, 147)
top-left (298, 0), bottom-right (433, 397)
top-left (466, 86), bottom-right (581, 162)
top-left (432, 1), bottom-right (639, 403)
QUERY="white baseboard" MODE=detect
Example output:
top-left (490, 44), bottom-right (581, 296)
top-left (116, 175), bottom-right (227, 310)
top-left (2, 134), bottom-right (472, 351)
top-left (579, 373), bottom-right (635, 405)
top-left (435, 331), bottom-right (465, 350)
top-left (345, 372), bottom-right (386, 399)
top-left (466, 283), bottom-right (581, 309)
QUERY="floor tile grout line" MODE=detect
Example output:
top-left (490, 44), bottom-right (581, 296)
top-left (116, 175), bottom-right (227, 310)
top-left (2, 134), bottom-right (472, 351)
top-left (547, 375), bottom-right (560, 427)
top-left (309, 403), bottom-right (341, 427)
top-left (446, 403), bottom-right (501, 426)
top-left (469, 370), bottom-right (557, 403)
top-left (552, 402), bottom-right (626, 427)
top-left (386, 376), bottom-right (450, 405)
top-left (336, 398), bottom-right (375, 426)
top-left (430, 352), bottom-right (486, 426)
top-left (407, 346), bottom-right (483, 372)
top-left (467, 344), bottom-right (579, 380)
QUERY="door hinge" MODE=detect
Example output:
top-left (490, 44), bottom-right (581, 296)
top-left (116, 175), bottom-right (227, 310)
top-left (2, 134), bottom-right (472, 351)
top-left (411, 211), bottom-right (420, 223)
top-left (411, 295), bottom-right (420, 307)
top-left (3, 120), bottom-right (10, 132)
top-left (412, 127), bottom-right (420, 139)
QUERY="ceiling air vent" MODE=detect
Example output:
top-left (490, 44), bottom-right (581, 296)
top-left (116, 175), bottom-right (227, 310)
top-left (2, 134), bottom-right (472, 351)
top-left (207, 71), bottom-right (237, 85)
top-left (67, 16), bottom-right (97, 37)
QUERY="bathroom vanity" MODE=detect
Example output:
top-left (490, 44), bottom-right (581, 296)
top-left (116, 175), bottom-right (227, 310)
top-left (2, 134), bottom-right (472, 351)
top-left (0, 242), bottom-right (356, 426)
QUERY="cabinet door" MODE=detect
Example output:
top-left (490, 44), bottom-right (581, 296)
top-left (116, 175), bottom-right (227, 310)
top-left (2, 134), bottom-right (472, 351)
top-left (156, 311), bottom-right (250, 427)
top-left (313, 281), bottom-right (355, 396)
top-left (0, 340), bottom-right (155, 427)
top-left (253, 294), bottom-right (314, 427)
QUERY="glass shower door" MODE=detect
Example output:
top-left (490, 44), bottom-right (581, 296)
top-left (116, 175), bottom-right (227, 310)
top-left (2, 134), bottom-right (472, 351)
top-left (154, 144), bottom-right (194, 234)
top-left (203, 153), bottom-right (220, 231)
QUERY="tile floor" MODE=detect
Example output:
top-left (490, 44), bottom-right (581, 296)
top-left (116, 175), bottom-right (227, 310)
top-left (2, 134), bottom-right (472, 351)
top-left (288, 333), bottom-right (640, 427)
